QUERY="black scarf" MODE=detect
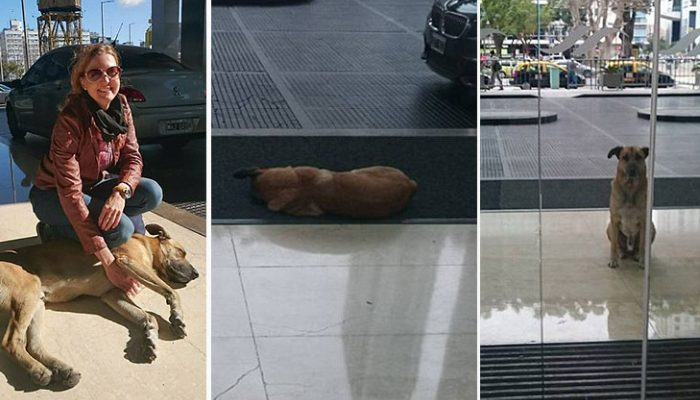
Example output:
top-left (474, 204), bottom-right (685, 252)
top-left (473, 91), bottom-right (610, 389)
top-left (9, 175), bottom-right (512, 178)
top-left (82, 91), bottom-right (127, 141)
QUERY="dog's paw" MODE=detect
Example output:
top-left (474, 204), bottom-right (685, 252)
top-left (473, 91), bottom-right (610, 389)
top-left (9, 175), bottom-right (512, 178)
top-left (52, 367), bottom-right (81, 388)
top-left (169, 314), bottom-right (187, 338)
top-left (30, 367), bottom-right (52, 386)
top-left (141, 341), bottom-right (157, 363)
top-left (608, 260), bottom-right (619, 268)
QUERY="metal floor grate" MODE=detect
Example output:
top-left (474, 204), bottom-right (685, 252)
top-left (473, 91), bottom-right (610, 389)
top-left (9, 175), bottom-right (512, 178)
top-left (171, 201), bottom-right (206, 218)
top-left (481, 339), bottom-right (700, 399)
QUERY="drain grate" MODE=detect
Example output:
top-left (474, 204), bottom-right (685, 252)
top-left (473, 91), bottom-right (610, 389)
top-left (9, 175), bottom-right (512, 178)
top-left (481, 339), bottom-right (700, 399)
top-left (171, 201), bottom-right (206, 218)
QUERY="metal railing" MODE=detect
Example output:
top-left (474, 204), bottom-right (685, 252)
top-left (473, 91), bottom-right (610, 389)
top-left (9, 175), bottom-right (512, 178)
top-left (482, 57), bottom-right (700, 90)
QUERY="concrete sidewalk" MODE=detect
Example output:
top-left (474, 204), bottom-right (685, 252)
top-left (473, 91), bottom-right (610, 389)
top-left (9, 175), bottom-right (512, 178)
top-left (0, 202), bottom-right (206, 400)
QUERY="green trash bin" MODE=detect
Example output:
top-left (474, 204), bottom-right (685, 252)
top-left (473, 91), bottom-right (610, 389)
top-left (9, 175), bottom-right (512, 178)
top-left (548, 66), bottom-right (560, 89)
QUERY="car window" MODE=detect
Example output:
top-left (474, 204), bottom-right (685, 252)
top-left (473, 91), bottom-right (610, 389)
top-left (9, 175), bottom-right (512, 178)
top-left (44, 52), bottom-right (71, 82)
top-left (120, 51), bottom-right (185, 71)
top-left (22, 57), bottom-right (49, 87)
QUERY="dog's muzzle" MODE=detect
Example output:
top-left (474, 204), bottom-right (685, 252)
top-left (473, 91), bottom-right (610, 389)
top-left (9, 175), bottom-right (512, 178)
top-left (167, 261), bottom-right (199, 283)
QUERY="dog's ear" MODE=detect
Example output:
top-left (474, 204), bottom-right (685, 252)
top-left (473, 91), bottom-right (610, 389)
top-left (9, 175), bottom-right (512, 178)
top-left (234, 167), bottom-right (262, 179)
top-left (145, 224), bottom-right (171, 240)
top-left (641, 147), bottom-right (649, 159)
top-left (607, 146), bottom-right (623, 159)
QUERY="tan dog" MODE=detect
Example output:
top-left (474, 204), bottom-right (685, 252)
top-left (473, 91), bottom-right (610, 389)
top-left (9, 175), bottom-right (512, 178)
top-left (606, 146), bottom-right (656, 268)
top-left (0, 224), bottom-right (198, 388)
top-left (235, 166), bottom-right (418, 218)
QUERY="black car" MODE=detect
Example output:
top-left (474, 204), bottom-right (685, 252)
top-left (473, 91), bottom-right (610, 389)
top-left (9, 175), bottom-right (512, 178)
top-left (422, 0), bottom-right (477, 86)
top-left (6, 45), bottom-right (205, 149)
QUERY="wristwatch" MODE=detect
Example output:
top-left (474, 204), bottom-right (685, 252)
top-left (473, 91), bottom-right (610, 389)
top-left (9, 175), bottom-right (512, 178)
top-left (113, 183), bottom-right (132, 199)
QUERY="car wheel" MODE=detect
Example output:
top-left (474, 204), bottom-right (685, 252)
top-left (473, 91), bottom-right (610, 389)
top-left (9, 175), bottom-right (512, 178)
top-left (6, 105), bottom-right (26, 140)
top-left (160, 137), bottom-right (190, 151)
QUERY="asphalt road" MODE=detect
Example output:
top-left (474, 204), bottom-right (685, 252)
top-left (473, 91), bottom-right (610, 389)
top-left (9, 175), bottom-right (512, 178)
top-left (0, 106), bottom-right (206, 216)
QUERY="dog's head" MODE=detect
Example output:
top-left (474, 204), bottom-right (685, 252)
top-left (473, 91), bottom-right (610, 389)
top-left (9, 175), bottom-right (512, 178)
top-left (234, 167), bottom-right (303, 211)
top-left (145, 224), bottom-right (199, 284)
top-left (607, 146), bottom-right (649, 184)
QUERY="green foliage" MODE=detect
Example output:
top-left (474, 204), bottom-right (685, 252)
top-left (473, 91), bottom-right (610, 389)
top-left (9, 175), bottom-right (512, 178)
top-left (603, 64), bottom-right (622, 73)
top-left (1, 62), bottom-right (25, 80)
top-left (481, 0), bottom-right (553, 54)
top-left (692, 64), bottom-right (700, 72)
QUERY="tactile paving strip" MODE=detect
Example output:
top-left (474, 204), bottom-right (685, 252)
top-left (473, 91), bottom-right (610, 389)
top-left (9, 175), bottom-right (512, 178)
top-left (212, 31), bottom-right (264, 73)
top-left (234, 2), bottom-right (401, 32)
top-left (505, 156), bottom-right (613, 178)
top-left (212, 72), bottom-right (302, 129)
top-left (285, 73), bottom-right (472, 128)
top-left (212, 7), bottom-right (239, 31)
top-left (480, 138), bottom-right (504, 179)
top-left (172, 201), bottom-right (206, 218)
top-left (254, 31), bottom-right (425, 73)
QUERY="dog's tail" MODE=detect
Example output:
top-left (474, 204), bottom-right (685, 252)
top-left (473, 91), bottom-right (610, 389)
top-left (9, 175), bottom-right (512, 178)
top-left (234, 167), bottom-right (261, 179)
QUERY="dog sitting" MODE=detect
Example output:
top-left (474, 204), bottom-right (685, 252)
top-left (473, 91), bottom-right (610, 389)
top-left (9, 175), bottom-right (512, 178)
top-left (0, 224), bottom-right (198, 388)
top-left (234, 165), bottom-right (418, 219)
top-left (606, 146), bottom-right (656, 268)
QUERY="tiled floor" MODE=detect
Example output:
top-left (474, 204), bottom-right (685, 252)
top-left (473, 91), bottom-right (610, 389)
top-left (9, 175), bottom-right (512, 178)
top-left (481, 209), bottom-right (700, 345)
top-left (212, 224), bottom-right (476, 400)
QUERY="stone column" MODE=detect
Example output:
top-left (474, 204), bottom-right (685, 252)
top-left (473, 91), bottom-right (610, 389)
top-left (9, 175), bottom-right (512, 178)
top-left (152, 0), bottom-right (180, 60)
top-left (180, 0), bottom-right (205, 70)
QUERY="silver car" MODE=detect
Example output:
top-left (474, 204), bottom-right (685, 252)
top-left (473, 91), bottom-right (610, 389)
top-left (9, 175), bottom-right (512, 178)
top-left (0, 84), bottom-right (10, 104)
top-left (6, 45), bottom-right (205, 150)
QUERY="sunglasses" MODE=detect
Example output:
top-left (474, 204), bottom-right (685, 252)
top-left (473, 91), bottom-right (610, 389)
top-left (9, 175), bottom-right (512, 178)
top-left (84, 66), bottom-right (122, 82)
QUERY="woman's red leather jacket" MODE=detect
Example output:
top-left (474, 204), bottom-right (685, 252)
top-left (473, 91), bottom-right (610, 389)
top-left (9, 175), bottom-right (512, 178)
top-left (34, 93), bottom-right (143, 254)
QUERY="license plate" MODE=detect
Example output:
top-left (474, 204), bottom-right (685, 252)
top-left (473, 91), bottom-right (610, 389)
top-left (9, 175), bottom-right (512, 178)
top-left (164, 119), bottom-right (193, 133)
top-left (430, 33), bottom-right (447, 55)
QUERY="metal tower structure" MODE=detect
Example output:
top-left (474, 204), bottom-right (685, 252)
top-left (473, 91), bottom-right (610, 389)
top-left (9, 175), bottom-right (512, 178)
top-left (37, 0), bottom-right (83, 55)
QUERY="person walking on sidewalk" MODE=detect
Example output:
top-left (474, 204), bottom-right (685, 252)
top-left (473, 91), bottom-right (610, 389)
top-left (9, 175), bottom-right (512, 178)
top-left (567, 58), bottom-right (578, 88)
top-left (490, 51), bottom-right (504, 90)
top-left (29, 44), bottom-right (163, 296)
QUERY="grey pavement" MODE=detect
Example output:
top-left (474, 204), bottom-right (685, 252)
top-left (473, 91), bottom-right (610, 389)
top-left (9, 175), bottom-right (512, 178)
top-left (212, 0), bottom-right (476, 132)
top-left (480, 94), bottom-right (700, 210)
top-left (481, 95), bottom-right (700, 179)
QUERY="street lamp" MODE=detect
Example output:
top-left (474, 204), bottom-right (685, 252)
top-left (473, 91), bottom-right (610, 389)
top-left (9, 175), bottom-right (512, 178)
top-left (101, 0), bottom-right (115, 43)
top-left (20, 0), bottom-right (30, 71)
top-left (128, 22), bottom-right (135, 45)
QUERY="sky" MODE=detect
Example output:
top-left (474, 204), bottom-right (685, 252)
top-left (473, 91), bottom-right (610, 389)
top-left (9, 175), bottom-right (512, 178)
top-left (3, 0), bottom-right (153, 44)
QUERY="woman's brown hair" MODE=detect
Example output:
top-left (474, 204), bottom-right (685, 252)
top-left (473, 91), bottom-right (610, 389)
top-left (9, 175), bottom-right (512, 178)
top-left (67, 44), bottom-right (121, 98)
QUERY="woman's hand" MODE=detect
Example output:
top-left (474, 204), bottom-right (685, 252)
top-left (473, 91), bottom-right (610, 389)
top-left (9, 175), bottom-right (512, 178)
top-left (98, 191), bottom-right (126, 231)
top-left (94, 247), bottom-right (142, 297)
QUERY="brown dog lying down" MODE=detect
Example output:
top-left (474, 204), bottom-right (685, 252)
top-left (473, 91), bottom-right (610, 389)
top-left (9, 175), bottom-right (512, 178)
top-left (606, 146), bottom-right (656, 269)
top-left (0, 224), bottom-right (198, 388)
top-left (235, 166), bottom-right (418, 218)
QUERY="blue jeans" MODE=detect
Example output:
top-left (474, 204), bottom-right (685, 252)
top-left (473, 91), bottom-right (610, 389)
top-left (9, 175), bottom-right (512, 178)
top-left (29, 177), bottom-right (162, 249)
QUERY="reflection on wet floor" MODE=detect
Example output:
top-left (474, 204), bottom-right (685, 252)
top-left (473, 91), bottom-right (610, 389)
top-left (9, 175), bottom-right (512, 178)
top-left (0, 136), bottom-right (45, 205)
top-left (481, 209), bottom-right (700, 345)
top-left (212, 224), bottom-right (477, 400)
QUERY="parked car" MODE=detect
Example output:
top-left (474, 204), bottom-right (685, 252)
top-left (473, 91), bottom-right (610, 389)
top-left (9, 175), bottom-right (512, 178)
top-left (603, 60), bottom-right (675, 88)
top-left (6, 45), bottom-right (205, 149)
top-left (422, 0), bottom-right (477, 86)
top-left (0, 84), bottom-right (11, 104)
top-left (554, 59), bottom-right (594, 78)
top-left (511, 60), bottom-right (586, 88)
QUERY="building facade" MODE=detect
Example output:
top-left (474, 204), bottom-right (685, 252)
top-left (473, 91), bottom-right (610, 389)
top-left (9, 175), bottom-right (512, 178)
top-left (0, 20), bottom-right (41, 69)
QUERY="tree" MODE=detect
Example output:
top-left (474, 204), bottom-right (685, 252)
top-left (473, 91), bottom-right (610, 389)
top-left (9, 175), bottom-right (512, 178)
top-left (2, 62), bottom-right (25, 80)
top-left (481, 0), bottom-right (553, 56)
